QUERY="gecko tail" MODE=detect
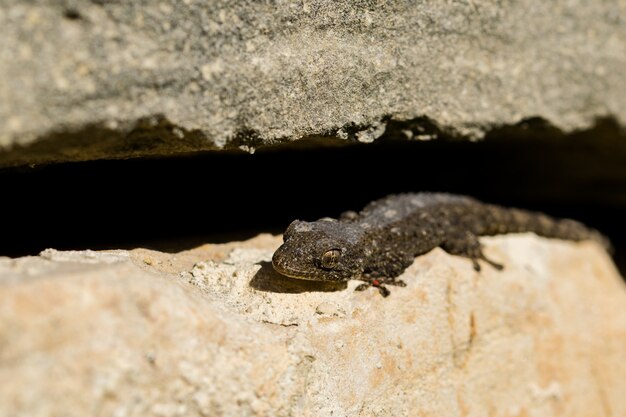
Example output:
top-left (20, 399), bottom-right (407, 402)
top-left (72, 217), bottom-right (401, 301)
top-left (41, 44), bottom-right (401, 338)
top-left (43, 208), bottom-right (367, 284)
top-left (547, 218), bottom-right (613, 254)
top-left (483, 206), bottom-right (613, 254)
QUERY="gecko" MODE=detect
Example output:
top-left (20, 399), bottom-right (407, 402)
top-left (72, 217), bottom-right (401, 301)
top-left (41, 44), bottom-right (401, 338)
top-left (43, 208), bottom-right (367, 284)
top-left (271, 193), bottom-right (610, 297)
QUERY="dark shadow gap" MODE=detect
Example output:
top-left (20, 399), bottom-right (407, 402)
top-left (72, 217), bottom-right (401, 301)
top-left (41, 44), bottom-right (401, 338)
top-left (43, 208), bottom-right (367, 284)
top-left (0, 117), bottom-right (624, 275)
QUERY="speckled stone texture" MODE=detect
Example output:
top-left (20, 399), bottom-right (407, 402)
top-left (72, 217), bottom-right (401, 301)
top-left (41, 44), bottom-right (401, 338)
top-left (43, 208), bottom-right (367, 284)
top-left (0, 1), bottom-right (624, 166)
top-left (1, 234), bottom-right (625, 416)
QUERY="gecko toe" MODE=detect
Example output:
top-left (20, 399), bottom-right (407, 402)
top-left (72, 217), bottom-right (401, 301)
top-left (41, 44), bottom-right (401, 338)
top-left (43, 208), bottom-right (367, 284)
top-left (377, 286), bottom-right (391, 297)
top-left (355, 282), bottom-right (391, 297)
top-left (490, 261), bottom-right (504, 271)
top-left (472, 259), bottom-right (481, 271)
top-left (481, 255), bottom-right (504, 270)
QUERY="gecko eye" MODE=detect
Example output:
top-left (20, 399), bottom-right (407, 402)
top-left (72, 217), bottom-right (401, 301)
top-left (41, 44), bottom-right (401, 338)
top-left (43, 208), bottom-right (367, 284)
top-left (320, 249), bottom-right (341, 269)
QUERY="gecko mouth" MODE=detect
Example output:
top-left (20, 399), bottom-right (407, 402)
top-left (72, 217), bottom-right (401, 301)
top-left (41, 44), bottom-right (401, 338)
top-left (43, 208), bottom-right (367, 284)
top-left (272, 258), bottom-right (353, 282)
top-left (271, 260), bottom-right (318, 280)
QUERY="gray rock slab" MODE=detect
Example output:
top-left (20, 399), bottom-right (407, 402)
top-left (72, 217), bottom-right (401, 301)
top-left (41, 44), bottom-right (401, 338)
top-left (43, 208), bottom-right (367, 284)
top-left (1, 1), bottom-right (625, 166)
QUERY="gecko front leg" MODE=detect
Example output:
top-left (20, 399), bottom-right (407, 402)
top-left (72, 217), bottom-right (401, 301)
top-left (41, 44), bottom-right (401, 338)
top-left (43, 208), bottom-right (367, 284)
top-left (441, 230), bottom-right (504, 271)
top-left (355, 254), bottom-right (411, 297)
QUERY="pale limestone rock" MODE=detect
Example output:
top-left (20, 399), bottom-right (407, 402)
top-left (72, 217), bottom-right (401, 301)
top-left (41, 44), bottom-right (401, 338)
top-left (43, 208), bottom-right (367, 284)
top-left (0, 234), bottom-right (625, 416)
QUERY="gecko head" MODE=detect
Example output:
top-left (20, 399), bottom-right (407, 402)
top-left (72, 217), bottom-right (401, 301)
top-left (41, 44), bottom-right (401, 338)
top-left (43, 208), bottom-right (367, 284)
top-left (272, 219), bottom-right (366, 282)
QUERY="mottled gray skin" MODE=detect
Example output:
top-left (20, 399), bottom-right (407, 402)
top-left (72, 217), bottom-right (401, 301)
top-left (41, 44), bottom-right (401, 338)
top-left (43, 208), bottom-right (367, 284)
top-left (272, 193), bottom-right (609, 296)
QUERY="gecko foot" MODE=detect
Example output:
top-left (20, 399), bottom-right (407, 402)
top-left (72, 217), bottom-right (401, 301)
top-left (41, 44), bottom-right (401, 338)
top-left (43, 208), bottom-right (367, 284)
top-left (442, 231), bottom-right (504, 272)
top-left (355, 277), bottom-right (406, 297)
top-left (355, 281), bottom-right (390, 297)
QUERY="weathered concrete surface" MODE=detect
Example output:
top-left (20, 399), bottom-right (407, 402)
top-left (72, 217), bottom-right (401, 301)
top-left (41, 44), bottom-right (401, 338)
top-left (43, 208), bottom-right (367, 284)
top-left (1, 234), bottom-right (625, 416)
top-left (0, 1), bottom-right (625, 166)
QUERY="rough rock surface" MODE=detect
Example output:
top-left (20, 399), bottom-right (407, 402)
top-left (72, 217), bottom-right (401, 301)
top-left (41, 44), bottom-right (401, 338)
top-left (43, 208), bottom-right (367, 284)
top-left (1, 1), bottom-right (625, 166)
top-left (1, 234), bottom-right (625, 416)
